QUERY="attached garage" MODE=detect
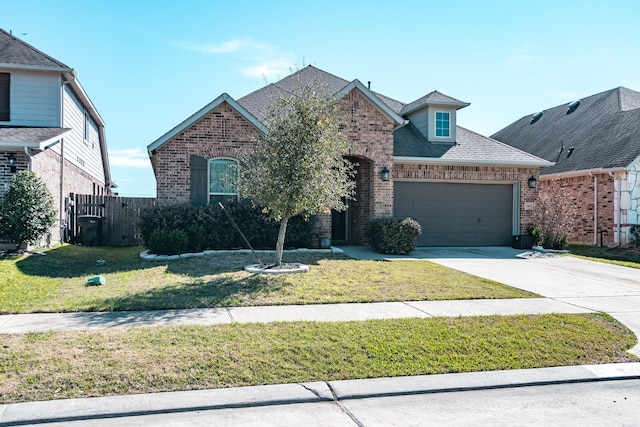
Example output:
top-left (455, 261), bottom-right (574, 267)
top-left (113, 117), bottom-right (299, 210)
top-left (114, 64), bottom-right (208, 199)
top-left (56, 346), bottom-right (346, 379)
top-left (394, 182), bottom-right (514, 246)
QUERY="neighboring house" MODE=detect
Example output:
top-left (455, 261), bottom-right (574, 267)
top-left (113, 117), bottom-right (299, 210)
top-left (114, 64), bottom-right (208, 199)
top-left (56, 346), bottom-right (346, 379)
top-left (148, 66), bottom-right (550, 247)
top-left (0, 29), bottom-right (115, 245)
top-left (492, 87), bottom-right (640, 247)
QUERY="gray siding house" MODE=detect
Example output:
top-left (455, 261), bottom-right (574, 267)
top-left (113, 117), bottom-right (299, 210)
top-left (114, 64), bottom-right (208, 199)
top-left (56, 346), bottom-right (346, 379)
top-left (0, 29), bottom-right (115, 245)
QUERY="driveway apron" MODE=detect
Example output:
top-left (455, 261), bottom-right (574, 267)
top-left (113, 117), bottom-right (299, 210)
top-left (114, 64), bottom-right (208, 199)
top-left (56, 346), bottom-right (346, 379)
top-left (409, 247), bottom-right (640, 355)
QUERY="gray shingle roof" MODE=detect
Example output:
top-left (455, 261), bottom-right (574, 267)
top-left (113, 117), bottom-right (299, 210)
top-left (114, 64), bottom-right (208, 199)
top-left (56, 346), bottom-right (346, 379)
top-left (401, 90), bottom-right (470, 115)
top-left (0, 28), bottom-right (71, 70)
top-left (237, 65), bottom-right (406, 121)
top-left (395, 123), bottom-right (550, 165)
top-left (0, 126), bottom-right (71, 145)
top-left (491, 87), bottom-right (640, 175)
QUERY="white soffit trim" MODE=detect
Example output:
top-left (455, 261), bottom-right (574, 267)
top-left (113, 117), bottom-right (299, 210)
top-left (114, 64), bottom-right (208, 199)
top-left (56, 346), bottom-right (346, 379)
top-left (541, 167), bottom-right (627, 179)
top-left (147, 93), bottom-right (267, 153)
top-left (394, 156), bottom-right (555, 168)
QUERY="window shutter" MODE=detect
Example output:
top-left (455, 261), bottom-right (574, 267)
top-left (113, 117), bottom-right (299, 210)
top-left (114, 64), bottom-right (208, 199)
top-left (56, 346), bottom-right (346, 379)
top-left (190, 155), bottom-right (208, 206)
top-left (0, 73), bottom-right (9, 121)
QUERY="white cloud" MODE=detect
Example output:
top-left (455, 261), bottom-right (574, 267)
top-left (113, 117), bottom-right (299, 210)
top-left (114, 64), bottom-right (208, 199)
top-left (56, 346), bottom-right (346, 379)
top-left (506, 44), bottom-right (537, 68)
top-left (242, 56), bottom-right (296, 79)
top-left (173, 38), bottom-right (265, 55)
top-left (108, 147), bottom-right (150, 168)
top-left (174, 36), bottom-right (296, 80)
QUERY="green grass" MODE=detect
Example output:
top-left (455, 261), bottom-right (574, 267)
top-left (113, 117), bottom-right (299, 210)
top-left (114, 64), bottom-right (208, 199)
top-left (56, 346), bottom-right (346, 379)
top-left (0, 313), bottom-right (636, 403)
top-left (568, 245), bottom-right (640, 269)
top-left (0, 245), bottom-right (536, 313)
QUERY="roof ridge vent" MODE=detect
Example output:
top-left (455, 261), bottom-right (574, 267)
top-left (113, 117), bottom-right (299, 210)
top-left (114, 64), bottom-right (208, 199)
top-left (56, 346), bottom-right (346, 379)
top-left (530, 111), bottom-right (543, 124)
top-left (567, 99), bottom-right (581, 114)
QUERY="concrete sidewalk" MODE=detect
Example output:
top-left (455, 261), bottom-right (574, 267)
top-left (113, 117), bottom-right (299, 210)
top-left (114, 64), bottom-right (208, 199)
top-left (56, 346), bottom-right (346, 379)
top-left (2, 362), bottom-right (640, 426)
top-left (0, 298), bottom-right (594, 334)
top-left (1, 246), bottom-right (639, 425)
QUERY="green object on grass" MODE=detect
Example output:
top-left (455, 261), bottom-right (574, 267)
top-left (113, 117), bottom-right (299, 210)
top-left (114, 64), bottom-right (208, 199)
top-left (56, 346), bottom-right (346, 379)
top-left (87, 275), bottom-right (106, 286)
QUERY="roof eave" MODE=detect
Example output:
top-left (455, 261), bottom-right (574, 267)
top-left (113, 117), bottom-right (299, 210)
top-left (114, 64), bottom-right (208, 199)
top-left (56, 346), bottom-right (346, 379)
top-left (541, 167), bottom-right (627, 179)
top-left (0, 128), bottom-right (73, 150)
top-left (401, 99), bottom-right (471, 116)
top-left (147, 93), bottom-right (267, 154)
top-left (0, 62), bottom-right (74, 73)
top-left (334, 80), bottom-right (408, 127)
top-left (394, 156), bottom-right (554, 168)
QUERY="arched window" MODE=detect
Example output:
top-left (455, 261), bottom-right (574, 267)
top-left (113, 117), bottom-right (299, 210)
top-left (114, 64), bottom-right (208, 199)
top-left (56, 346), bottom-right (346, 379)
top-left (208, 158), bottom-right (238, 203)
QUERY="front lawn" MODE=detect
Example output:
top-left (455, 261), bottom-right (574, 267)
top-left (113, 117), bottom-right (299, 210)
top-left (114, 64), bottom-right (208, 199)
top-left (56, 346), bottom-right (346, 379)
top-left (1, 313), bottom-right (636, 403)
top-left (569, 244), bottom-right (640, 269)
top-left (0, 246), bottom-right (536, 313)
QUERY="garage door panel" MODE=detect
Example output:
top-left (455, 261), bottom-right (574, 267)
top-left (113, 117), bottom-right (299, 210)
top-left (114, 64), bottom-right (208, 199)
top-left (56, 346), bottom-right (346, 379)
top-left (394, 182), bottom-right (513, 247)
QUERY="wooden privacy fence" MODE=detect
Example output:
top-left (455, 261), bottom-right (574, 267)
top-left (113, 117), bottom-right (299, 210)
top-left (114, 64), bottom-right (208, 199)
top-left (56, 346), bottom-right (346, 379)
top-left (66, 193), bottom-right (156, 246)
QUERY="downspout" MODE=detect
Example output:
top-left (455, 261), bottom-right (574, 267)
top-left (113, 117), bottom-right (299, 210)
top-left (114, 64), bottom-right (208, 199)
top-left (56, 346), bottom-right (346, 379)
top-left (59, 137), bottom-right (65, 244)
top-left (609, 171), bottom-right (622, 245)
top-left (589, 172), bottom-right (597, 245)
top-left (23, 146), bottom-right (32, 170)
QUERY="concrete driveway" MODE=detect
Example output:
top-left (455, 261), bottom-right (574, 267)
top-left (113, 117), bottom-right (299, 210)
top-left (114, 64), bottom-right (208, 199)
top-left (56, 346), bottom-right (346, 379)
top-left (342, 246), bottom-right (640, 355)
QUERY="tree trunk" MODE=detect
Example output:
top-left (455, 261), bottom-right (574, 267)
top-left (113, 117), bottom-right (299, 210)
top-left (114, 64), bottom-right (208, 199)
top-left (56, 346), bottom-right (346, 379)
top-left (275, 215), bottom-right (290, 266)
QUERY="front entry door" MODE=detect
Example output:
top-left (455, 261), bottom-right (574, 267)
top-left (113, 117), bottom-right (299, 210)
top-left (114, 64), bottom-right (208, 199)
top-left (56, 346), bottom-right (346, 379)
top-left (331, 200), bottom-right (349, 243)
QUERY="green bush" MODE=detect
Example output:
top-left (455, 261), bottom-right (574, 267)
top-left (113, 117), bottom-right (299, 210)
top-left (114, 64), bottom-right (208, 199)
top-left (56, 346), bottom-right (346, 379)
top-left (0, 171), bottom-right (56, 248)
top-left (139, 201), bottom-right (317, 254)
top-left (629, 225), bottom-right (640, 248)
top-left (147, 228), bottom-right (189, 255)
top-left (369, 217), bottom-right (422, 255)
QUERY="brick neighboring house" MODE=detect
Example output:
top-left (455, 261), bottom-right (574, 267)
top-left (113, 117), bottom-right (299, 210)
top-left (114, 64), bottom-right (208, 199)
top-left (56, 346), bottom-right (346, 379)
top-left (492, 87), bottom-right (640, 247)
top-left (0, 29), bottom-right (115, 246)
top-left (148, 66), bottom-right (550, 247)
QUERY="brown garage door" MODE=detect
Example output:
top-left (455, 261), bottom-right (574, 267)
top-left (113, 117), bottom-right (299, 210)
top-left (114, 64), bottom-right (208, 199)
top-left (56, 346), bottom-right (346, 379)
top-left (394, 182), bottom-right (513, 246)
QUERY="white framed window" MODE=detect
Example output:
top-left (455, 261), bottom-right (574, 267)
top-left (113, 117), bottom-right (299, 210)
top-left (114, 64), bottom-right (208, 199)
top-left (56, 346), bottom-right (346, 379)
top-left (84, 111), bottom-right (91, 144)
top-left (435, 111), bottom-right (450, 137)
top-left (208, 158), bottom-right (238, 203)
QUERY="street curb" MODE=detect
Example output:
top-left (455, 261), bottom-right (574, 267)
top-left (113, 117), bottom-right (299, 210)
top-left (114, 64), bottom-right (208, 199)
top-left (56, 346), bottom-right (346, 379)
top-left (2, 363), bottom-right (639, 426)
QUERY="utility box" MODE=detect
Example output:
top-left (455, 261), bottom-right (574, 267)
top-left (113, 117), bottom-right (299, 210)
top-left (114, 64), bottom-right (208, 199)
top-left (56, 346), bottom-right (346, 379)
top-left (512, 234), bottom-right (532, 249)
top-left (77, 215), bottom-right (103, 246)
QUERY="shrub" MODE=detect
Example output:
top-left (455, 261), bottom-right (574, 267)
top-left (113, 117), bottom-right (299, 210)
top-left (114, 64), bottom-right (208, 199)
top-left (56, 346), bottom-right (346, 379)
top-left (369, 217), bottom-right (422, 255)
top-left (630, 225), bottom-right (640, 248)
top-left (138, 201), bottom-right (318, 253)
top-left (532, 192), bottom-right (575, 250)
top-left (0, 171), bottom-right (56, 248)
top-left (147, 228), bottom-right (188, 255)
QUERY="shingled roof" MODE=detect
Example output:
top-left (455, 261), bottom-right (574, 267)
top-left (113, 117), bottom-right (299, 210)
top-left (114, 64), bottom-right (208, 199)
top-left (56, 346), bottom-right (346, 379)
top-left (149, 65), bottom-right (550, 166)
top-left (491, 87), bottom-right (640, 175)
top-left (394, 122), bottom-right (550, 166)
top-left (0, 28), bottom-right (71, 71)
top-left (236, 65), bottom-right (406, 122)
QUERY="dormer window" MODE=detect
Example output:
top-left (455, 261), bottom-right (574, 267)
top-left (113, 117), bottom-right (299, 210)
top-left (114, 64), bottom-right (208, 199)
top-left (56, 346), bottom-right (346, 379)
top-left (435, 111), bottom-right (450, 137)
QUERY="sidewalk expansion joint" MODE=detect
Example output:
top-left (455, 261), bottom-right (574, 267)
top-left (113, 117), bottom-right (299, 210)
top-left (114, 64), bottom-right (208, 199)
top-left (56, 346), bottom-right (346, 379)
top-left (226, 308), bottom-right (235, 323)
top-left (325, 382), bottom-right (365, 427)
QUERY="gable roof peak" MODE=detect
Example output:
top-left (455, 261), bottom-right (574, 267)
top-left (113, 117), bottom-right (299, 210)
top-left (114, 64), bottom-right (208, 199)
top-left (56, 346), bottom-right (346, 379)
top-left (0, 28), bottom-right (72, 71)
top-left (401, 90), bottom-right (470, 115)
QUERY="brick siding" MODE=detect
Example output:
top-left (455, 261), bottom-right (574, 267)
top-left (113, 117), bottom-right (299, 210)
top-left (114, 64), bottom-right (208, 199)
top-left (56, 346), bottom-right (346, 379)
top-left (540, 173), bottom-right (615, 246)
top-left (153, 103), bottom-right (260, 204)
top-left (1, 149), bottom-right (106, 245)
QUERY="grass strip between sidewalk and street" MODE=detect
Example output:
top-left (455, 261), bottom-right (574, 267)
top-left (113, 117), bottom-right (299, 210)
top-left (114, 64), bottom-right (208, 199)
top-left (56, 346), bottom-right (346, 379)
top-left (0, 246), bottom-right (537, 314)
top-left (1, 313), bottom-right (637, 404)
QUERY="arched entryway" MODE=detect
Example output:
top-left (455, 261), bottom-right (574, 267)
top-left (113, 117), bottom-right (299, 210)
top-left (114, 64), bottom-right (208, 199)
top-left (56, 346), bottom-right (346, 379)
top-left (331, 156), bottom-right (373, 245)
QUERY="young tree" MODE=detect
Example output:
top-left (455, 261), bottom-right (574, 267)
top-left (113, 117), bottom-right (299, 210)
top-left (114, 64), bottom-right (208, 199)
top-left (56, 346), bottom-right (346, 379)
top-left (531, 191), bottom-right (576, 249)
top-left (237, 82), bottom-right (356, 266)
top-left (0, 170), bottom-right (56, 249)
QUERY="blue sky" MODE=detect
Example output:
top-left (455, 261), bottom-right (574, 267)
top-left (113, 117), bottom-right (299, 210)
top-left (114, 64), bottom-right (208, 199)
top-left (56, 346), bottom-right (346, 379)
top-left (3, 0), bottom-right (640, 197)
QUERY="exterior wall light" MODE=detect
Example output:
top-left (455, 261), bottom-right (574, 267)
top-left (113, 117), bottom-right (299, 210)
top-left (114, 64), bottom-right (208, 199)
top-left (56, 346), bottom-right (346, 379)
top-left (8, 153), bottom-right (17, 173)
top-left (528, 176), bottom-right (537, 189)
top-left (381, 166), bottom-right (390, 182)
